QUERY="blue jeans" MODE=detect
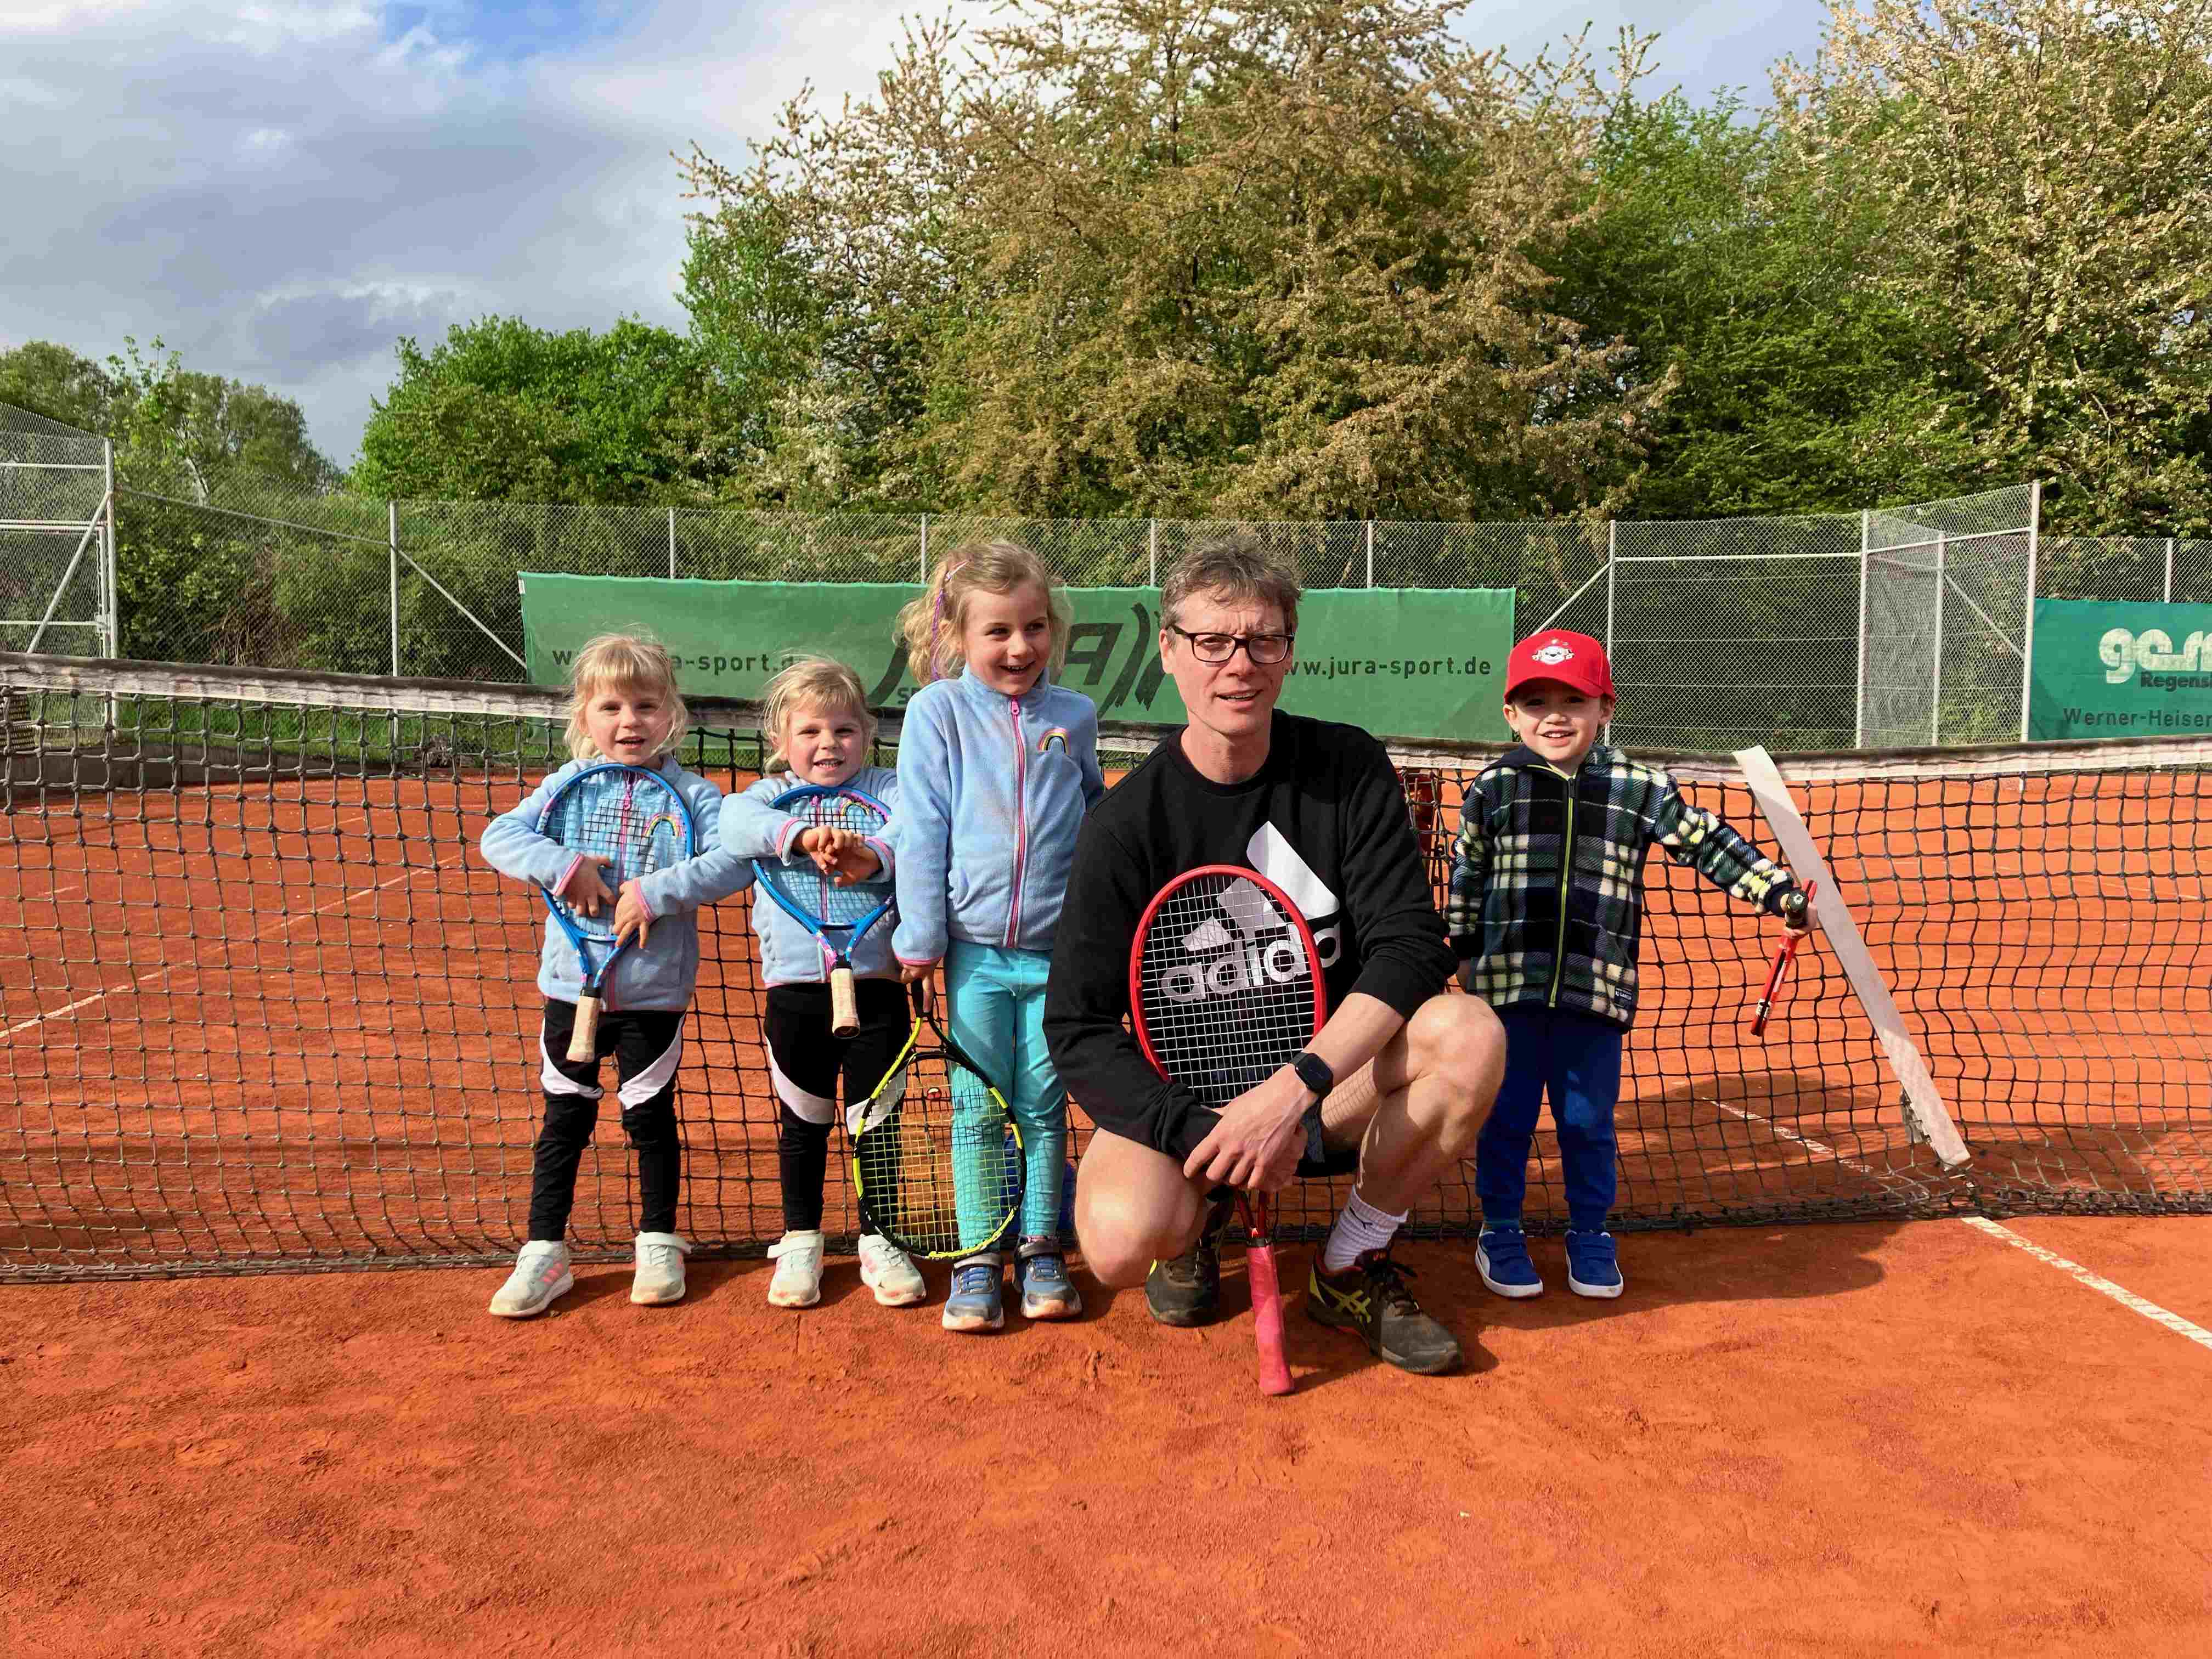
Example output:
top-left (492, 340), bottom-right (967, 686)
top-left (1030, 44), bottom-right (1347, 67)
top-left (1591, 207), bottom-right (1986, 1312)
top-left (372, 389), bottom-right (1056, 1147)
top-left (1475, 1004), bottom-right (1624, 1233)
top-left (945, 940), bottom-right (1067, 1246)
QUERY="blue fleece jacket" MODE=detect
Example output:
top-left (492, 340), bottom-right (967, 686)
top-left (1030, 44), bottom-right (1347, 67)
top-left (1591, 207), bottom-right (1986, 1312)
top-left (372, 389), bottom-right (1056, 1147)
top-left (480, 756), bottom-right (751, 1010)
top-left (891, 671), bottom-right (1105, 964)
top-left (719, 765), bottom-right (901, 986)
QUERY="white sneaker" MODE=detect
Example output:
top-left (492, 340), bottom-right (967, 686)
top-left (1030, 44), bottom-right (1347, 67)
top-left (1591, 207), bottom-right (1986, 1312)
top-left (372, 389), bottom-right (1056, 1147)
top-left (766, 1229), bottom-right (825, 1308)
top-left (857, 1233), bottom-right (927, 1307)
top-left (631, 1231), bottom-right (691, 1306)
top-left (488, 1240), bottom-right (573, 1318)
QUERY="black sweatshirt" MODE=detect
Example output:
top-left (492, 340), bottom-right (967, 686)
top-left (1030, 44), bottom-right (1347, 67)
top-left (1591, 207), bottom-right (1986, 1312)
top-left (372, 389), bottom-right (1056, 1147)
top-left (1042, 712), bottom-right (1454, 1160)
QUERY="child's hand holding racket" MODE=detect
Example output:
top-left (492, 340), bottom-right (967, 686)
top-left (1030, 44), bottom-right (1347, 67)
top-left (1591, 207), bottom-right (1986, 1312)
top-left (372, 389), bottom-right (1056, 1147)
top-left (612, 880), bottom-right (654, 949)
top-left (560, 859), bottom-right (618, 918)
top-left (799, 825), bottom-right (882, 885)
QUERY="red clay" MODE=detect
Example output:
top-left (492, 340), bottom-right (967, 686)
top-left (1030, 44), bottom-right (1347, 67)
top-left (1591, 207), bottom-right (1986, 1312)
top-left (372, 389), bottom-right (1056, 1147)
top-left (4, 1216), bottom-right (2209, 1657)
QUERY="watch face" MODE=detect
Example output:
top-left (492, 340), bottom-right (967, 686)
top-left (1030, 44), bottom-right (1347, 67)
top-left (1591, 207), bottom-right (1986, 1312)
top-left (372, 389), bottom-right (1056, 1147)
top-left (1294, 1053), bottom-right (1334, 1096)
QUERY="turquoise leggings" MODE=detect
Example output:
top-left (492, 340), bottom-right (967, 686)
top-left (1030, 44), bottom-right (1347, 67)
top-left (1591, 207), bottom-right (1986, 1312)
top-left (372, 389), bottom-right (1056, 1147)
top-left (945, 940), bottom-right (1066, 1248)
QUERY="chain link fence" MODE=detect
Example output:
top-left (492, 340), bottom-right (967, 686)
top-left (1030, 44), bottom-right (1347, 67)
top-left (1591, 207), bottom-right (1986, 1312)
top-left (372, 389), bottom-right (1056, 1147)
top-left (14, 398), bottom-right (2200, 753)
top-left (1, 408), bottom-right (113, 659)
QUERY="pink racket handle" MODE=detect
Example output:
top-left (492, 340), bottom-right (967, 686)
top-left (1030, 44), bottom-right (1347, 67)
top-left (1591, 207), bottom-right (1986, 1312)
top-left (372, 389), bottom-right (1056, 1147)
top-left (1243, 1200), bottom-right (1293, 1396)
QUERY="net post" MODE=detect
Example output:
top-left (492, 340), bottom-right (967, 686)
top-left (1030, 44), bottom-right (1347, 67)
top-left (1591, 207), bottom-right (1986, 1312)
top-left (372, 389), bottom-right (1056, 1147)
top-left (1930, 531), bottom-right (1946, 745)
top-left (2019, 481), bottom-right (2041, 743)
top-left (100, 438), bottom-right (120, 661)
top-left (1854, 509), bottom-right (1870, 748)
top-left (388, 500), bottom-right (401, 678)
top-left (919, 514), bottom-right (928, 585)
top-left (1734, 746), bottom-right (1971, 1170)
top-left (1364, 520), bottom-right (1374, 588)
top-left (668, 506), bottom-right (678, 579)
top-left (2166, 538), bottom-right (2176, 604)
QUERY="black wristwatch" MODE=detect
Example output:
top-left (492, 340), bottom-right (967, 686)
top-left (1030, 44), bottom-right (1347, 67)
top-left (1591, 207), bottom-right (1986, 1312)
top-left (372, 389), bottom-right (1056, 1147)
top-left (1290, 1050), bottom-right (1335, 1104)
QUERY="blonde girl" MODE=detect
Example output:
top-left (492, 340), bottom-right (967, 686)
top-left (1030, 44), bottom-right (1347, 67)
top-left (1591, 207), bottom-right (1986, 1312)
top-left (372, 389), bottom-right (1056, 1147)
top-left (478, 634), bottom-right (749, 1317)
top-left (718, 657), bottom-right (926, 1310)
top-left (891, 541), bottom-right (1107, 1331)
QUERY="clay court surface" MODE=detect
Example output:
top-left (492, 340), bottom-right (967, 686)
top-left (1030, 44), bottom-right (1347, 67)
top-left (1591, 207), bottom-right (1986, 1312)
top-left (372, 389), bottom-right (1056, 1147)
top-left (5, 1215), bottom-right (2210, 1657)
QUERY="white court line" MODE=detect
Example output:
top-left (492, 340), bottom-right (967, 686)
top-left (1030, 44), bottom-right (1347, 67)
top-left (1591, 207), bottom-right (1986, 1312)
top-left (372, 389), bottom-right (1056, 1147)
top-left (1712, 1099), bottom-right (1934, 1201)
top-left (5, 862), bottom-right (425, 1038)
top-left (1959, 1216), bottom-right (2212, 1353)
top-left (1714, 1102), bottom-right (2211, 1355)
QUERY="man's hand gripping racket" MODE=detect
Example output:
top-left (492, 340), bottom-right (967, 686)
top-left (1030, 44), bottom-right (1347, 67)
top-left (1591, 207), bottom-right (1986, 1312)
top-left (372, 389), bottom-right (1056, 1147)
top-left (1131, 865), bottom-right (1329, 1398)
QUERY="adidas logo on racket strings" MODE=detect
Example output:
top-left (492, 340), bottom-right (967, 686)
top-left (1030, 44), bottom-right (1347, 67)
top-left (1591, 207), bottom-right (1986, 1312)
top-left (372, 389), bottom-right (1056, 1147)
top-left (1163, 826), bottom-right (1341, 1004)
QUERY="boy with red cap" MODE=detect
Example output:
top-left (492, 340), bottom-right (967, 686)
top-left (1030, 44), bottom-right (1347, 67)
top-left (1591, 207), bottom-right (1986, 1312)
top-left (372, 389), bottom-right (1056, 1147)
top-left (1445, 630), bottom-right (1810, 1297)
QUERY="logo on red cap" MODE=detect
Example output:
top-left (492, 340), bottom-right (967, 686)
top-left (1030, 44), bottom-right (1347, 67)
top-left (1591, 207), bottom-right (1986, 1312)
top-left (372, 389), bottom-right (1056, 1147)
top-left (1505, 630), bottom-right (1614, 701)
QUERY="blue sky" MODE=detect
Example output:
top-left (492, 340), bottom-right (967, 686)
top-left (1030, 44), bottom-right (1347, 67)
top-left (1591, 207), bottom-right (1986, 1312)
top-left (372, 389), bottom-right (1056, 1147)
top-left (1, 2), bottom-right (1833, 466)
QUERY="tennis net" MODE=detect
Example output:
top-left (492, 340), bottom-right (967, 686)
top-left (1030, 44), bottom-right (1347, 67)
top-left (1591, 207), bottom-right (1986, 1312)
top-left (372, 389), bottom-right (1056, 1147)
top-left (3, 654), bottom-right (2207, 1280)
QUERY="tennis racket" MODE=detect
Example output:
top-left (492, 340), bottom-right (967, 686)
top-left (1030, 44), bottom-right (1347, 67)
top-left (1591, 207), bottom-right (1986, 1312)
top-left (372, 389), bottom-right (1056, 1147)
top-left (1750, 880), bottom-right (1818, 1036)
top-left (1130, 864), bottom-right (1327, 1398)
top-left (535, 763), bottom-right (696, 1062)
top-left (751, 785), bottom-right (896, 1038)
top-left (847, 983), bottom-right (1023, 1259)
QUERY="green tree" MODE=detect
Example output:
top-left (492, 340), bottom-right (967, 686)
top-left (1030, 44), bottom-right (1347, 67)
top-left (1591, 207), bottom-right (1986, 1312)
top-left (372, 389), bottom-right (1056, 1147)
top-left (683, 1), bottom-right (1663, 520)
top-left (352, 316), bottom-right (741, 505)
top-left (1779, 0), bottom-right (2212, 534)
top-left (0, 341), bottom-right (120, 435)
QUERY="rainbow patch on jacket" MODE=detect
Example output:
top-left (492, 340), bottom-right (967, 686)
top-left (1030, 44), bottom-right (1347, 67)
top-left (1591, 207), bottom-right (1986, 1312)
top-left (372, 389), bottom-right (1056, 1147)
top-left (1039, 727), bottom-right (1070, 755)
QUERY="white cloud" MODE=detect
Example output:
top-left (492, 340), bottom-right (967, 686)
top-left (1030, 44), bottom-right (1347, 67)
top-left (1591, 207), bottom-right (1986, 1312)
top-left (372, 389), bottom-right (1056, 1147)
top-left (2, 1), bottom-right (1830, 467)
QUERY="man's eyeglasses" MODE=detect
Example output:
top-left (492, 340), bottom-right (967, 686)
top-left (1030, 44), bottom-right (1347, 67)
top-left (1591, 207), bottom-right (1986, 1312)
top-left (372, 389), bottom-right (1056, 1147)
top-left (1169, 625), bottom-right (1295, 665)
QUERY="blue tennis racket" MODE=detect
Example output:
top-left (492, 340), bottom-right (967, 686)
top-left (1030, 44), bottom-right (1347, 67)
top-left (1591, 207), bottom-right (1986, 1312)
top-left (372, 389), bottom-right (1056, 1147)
top-left (535, 763), bottom-right (695, 1061)
top-left (751, 784), bottom-right (896, 1038)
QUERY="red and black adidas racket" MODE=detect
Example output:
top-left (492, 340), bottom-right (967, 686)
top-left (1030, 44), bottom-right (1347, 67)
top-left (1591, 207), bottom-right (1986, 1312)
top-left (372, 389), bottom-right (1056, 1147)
top-left (1750, 879), bottom-right (1818, 1036)
top-left (1130, 864), bottom-right (1328, 1398)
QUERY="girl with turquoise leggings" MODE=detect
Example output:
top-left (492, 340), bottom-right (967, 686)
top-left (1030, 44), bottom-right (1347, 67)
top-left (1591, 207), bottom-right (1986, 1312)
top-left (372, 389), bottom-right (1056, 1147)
top-left (891, 539), bottom-right (1105, 1333)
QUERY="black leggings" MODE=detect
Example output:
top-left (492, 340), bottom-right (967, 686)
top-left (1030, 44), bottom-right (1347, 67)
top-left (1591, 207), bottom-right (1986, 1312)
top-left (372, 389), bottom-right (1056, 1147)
top-left (765, 979), bottom-right (909, 1232)
top-left (528, 998), bottom-right (686, 1241)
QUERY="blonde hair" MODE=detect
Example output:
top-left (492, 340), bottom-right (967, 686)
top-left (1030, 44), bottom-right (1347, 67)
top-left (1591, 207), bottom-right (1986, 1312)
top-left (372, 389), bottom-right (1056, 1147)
top-left (761, 656), bottom-right (877, 768)
top-left (895, 539), bottom-right (1071, 685)
top-left (564, 633), bottom-right (690, 761)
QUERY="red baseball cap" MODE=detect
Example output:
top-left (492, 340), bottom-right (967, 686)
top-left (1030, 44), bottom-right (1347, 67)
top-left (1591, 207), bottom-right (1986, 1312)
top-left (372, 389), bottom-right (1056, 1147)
top-left (1505, 629), bottom-right (1614, 701)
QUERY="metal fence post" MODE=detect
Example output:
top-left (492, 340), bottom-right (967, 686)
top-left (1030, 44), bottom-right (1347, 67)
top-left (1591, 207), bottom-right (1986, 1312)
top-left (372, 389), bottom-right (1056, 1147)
top-left (668, 507), bottom-right (678, 580)
top-left (388, 501), bottom-right (402, 678)
top-left (1930, 532), bottom-right (1946, 746)
top-left (1148, 518), bottom-right (1158, 587)
top-left (1603, 521), bottom-right (1617, 653)
top-left (1364, 520), bottom-right (1374, 588)
top-left (100, 438), bottom-right (120, 659)
top-left (2019, 481), bottom-right (2041, 743)
top-left (1854, 509), bottom-right (1871, 748)
top-left (2166, 538), bottom-right (2176, 604)
top-left (919, 515), bottom-right (928, 585)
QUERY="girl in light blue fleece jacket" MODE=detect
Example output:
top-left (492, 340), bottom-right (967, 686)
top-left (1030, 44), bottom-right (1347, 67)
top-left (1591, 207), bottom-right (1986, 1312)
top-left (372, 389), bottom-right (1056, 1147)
top-left (892, 540), bottom-right (1107, 1333)
top-left (478, 635), bottom-right (752, 1320)
top-left (718, 657), bottom-right (926, 1314)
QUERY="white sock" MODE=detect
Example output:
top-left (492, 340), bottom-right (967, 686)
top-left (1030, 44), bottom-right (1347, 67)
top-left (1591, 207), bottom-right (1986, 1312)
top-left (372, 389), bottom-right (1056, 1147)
top-left (1322, 1188), bottom-right (1406, 1274)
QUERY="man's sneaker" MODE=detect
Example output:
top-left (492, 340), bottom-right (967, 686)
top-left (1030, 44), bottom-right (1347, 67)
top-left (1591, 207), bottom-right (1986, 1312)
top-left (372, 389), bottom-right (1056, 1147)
top-left (941, 1257), bottom-right (1005, 1333)
top-left (1565, 1229), bottom-right (1624, 1299)
top-left (1307, 1249), bottom-right (1463, 1375)
top-left (488, 1240), bottom-right (573, 1319)
top-left (631, 1231), bottom-right (691, 1306)
top-left (1144, 1191), bottom-right (1235, 1327)
top-left (857, 1233), bottom-right (928, 1308)
top-left (1014, 1249), bottom-right (1083, 1321)
top-left (1476, 1224), bottom-right (1544, 1299)
top-left (766, 1229), bottom-right (825, 1308)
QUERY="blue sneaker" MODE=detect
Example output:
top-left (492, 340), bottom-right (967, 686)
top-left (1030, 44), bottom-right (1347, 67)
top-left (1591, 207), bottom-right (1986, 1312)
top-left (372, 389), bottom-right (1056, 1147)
top-left (1565, 1229), bottom-right (1624, 1299)
top-left (941, 1258), bottom-right (1005, 1332)
top-left (1014, 1249), bottom-right (1083, 1321)
top-left (1476, 1224), bottom-right (1544, 1299)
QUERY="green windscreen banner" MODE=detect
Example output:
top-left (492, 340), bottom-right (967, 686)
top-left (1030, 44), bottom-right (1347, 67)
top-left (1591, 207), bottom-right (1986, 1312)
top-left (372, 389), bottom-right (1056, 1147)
top-left (2027, 599), bottom-right (2212, 740)
top-left (519, 575), bottom-right (1516, 742)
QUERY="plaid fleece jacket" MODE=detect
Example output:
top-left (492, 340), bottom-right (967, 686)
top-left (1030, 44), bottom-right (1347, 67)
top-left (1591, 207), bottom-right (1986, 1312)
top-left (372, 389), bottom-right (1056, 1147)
top-left (1446, 744), bottom-right (1798, 1029)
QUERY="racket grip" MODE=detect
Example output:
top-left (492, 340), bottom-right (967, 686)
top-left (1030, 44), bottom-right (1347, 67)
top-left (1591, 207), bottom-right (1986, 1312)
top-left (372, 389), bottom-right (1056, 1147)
top-left (830, 967), bottom-right (860, 1039)
top-left (1246, 1242), bottom-right (1294, 1396)
top-left (568, 992), bottom-right (601, 1062)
